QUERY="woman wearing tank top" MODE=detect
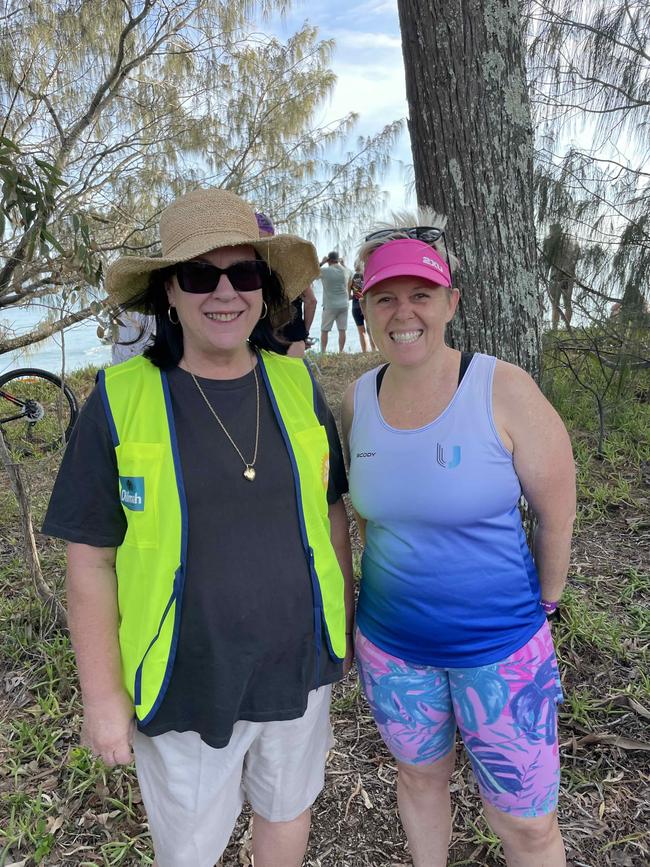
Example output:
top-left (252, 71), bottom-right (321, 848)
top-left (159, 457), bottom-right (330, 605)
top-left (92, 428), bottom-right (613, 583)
top-left (341, 212), bottom-right (575, 867)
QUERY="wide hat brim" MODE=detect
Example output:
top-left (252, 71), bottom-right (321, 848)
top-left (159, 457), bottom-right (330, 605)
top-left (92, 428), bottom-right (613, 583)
top-left (106, 232), bottom-right (319, 307)
top-left (105, 188), bottom-right (320, 313)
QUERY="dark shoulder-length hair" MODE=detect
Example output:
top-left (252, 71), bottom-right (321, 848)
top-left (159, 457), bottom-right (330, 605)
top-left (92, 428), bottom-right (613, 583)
top-left (119, 260), bottom-right (289, 369)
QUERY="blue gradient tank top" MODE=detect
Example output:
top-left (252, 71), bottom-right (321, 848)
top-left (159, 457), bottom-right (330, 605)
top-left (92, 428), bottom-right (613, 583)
top-left (349, 354), bottom-right (545, 667)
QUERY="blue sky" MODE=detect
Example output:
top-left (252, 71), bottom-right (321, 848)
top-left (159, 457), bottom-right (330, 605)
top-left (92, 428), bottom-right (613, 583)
top-left (269, 0), bottom-right (413, 214)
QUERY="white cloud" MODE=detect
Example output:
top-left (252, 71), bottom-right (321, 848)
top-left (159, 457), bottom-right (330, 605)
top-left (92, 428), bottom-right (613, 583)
top-left (330, 30), bottom-right (402, 51)
top-left (267, 2), bottom-right (413, 211)
top-left (327, 64), bottom-right (407, 128)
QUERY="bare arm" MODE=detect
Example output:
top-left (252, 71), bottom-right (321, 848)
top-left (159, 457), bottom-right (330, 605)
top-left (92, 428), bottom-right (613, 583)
top-left (341, 381), bottom-right (367, 547)
top-left (301, 285), bottom-right (317, 334)
top-left (328, 498), bottom-right (355, 672)
top-left (67, 542), bottom-right (135, 766)
top-left (494, 362), bottom-right (576, 603)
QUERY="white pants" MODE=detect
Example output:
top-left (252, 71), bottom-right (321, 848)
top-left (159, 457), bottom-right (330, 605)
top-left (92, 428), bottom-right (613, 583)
top-left (133, 685), bottom-right (333, 867)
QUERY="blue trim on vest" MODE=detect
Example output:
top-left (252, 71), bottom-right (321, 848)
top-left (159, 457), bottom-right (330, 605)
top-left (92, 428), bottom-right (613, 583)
top-left (136, 369), bottom-right (190, 726)
top-left (257, 352), bottom-right (334, 679)
top-left (133, 582), bottom-right (178, 706)
top-left (96, 369), bottom-right (120, 448)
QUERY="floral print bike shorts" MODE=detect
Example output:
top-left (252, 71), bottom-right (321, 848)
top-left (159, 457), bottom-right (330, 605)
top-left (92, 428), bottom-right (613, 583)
top-left (355, 621), bottom-right (564, 817)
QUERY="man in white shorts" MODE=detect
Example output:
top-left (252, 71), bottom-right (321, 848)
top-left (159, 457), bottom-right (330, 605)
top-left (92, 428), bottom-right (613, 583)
top-left (318, 251), bottom-right (350, 352)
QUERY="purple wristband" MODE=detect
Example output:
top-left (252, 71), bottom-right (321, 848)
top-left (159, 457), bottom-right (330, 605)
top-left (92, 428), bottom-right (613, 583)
top-left (541, 599), bottom-right (559, 614)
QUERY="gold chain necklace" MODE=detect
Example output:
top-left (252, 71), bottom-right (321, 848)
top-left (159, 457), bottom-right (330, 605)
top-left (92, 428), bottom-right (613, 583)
top-left (189, 361), bottom-right (260, 482)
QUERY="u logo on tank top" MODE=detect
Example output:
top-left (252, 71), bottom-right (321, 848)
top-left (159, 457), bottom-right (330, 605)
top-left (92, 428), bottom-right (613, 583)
top-left (436, 444), bottom-right (461, 469)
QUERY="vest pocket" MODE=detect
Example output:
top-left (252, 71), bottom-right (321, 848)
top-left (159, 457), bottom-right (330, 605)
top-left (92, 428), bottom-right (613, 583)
top-left (115, 441), bottom-right (163, 549)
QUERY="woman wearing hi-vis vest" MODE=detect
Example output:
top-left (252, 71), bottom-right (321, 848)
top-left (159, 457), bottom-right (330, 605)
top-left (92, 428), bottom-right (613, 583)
top-left (42, 188), bottom-right (354, 867)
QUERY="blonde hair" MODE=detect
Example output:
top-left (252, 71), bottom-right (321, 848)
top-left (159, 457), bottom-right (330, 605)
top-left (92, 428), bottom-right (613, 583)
top-left (357, 206), bottom-right (459, 275)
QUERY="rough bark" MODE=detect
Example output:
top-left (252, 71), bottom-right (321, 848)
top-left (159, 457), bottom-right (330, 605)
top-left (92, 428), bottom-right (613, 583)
top-left (397, 0), bottom-right (541, 374)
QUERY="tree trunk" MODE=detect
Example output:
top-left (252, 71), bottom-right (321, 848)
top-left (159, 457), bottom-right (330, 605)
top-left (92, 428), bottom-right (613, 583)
top-left (397, 0), bottom-right (541, 374)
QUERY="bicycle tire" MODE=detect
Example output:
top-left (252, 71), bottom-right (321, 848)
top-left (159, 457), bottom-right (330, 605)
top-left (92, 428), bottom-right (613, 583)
top-left (0, 367), bottom-right (79, 456)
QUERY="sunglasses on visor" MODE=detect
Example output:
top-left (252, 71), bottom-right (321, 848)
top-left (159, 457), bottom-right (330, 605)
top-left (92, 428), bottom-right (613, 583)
top-left (365, 226), bottom-right (451, 271)
top-left (174, 259), bottom-right (268, 294)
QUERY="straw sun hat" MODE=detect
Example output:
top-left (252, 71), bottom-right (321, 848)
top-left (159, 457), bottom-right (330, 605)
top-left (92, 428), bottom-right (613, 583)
top-left (105, 188), bottom-right (320, 308)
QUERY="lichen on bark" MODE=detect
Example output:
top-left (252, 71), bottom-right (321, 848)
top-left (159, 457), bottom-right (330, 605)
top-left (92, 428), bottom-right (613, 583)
top-left (397, 0), bottom-right (541, 374)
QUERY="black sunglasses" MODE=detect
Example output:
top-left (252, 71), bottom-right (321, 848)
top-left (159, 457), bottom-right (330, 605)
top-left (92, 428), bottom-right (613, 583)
top-left (175, 260), bottom-right (268, 294)
top-left (365, 226), bottom-right (451, 272)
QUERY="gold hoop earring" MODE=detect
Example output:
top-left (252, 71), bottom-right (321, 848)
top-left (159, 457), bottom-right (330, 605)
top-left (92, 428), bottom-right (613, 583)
top-left (259, 300), bottom-right (268, 320)
top-left (168, 306), bottom-right (180, 325)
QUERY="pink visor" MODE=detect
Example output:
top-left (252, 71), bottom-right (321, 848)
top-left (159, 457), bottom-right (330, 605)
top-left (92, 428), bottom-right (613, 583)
top-left (361, 238), bottom-right (452, 294)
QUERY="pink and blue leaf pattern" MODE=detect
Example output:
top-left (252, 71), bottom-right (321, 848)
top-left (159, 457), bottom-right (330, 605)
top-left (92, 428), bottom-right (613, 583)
top-left (510, 654), bottom-right (561, 745)
top-left (448, 665), bottom-right (510, 729)
top-left (355, 624), bottom-right (563, 816)
top-left (365, 662), bottom-right (450, 727)
top-left (464, 736), bottom-right (524, 795)
top-left (360, 663), bottom-right (456, 763)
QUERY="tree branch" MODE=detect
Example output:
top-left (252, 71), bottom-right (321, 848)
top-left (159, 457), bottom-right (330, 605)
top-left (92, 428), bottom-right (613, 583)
top-left (0, 299), bottom-right (112, 354)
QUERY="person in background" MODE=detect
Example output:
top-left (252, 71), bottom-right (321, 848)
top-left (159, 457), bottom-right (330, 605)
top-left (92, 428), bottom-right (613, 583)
top-left (43, 188), bottom-right (354, 867)
top-left (110, 309), bottom-right (155, 364)
top-left (283, 284), bottom-right (317, 357)
top-left (256, 212), bottom-right (317, 357)
top-left (318, 251), bottom-right (350, 353)
top-left (342, 212), bottom-right (575, 867)
top-left (348, 264), bottom-right (376, 353)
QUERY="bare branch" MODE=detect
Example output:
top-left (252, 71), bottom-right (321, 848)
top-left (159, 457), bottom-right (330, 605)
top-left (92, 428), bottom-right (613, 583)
top-left (0, 300), bottom-right (112, 354)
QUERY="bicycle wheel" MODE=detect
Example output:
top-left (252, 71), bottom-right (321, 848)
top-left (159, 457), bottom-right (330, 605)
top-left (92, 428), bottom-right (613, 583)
top-left (0, 368), bottom-right (79, 458)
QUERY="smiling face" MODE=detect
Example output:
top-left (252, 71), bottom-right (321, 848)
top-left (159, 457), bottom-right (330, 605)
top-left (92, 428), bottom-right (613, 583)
top-left (363, 276), bottom-right (459, 366)
top-left (166, 244), bottom-right (263, 365)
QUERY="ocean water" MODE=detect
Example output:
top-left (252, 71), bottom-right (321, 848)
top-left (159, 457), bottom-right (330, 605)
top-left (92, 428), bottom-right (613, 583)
top-left (1, 307), bottom-right (111, 377)
top-left (1, 288), bottom-right (365, 376)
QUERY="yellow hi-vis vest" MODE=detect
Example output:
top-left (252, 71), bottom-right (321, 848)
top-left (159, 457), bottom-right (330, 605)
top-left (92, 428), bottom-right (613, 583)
top-left (98, 351), bottom-right (346, 724)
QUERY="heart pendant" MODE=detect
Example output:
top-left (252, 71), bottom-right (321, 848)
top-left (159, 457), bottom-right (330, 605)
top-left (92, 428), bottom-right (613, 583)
top-left (243, 466), bottom-right (256, 481)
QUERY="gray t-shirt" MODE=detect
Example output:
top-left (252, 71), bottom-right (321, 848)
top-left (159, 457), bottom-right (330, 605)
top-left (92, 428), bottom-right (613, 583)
top-left (319, 264), bottom-right (350, 311)
top-left (42, 363), bottom-right (348, 748)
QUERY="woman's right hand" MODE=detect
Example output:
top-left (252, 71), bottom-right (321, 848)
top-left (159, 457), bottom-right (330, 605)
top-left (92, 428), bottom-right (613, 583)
top-left (81, 689), bottom-right (135, 767)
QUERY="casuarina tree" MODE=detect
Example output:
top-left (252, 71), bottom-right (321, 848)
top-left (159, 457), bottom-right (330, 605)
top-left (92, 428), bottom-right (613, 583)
top-left (528, 0), bottom-right (649, 324)
top-left (397, 0), bottom-right (540, 373)
top-left (0, 1), bottom-right (400, 356)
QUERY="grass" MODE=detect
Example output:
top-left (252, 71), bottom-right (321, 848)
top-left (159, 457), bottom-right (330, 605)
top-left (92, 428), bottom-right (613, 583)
top-left (0, 349), bottom-right (649, 866)
top-left (555, 586), bottom-right (628, 661)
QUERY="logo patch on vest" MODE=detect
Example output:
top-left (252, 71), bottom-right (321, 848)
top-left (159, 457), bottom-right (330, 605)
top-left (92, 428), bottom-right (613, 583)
top-left (436, 444), bottom-right (461, 469)
top-left (119, 476), bottom-right (145, 511)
